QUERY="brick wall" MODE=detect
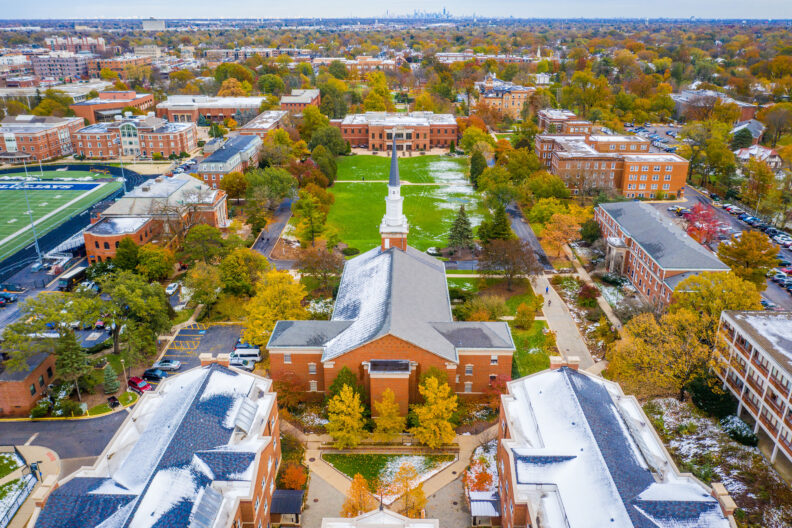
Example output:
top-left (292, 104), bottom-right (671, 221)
top-left (0, 355), bottom-right (56, 417)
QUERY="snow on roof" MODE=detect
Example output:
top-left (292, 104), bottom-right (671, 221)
top-left (726, 311), bottom-right (792, 373)
top-left (86, 216), bottom-right (151, 236)
top-left (35, 364), bottom-right (276, 528)
top-left (239, 110), bottom-right (288, 131)
top-left (501, 368), bottom-right (730, 528)
top-left (321, 509), bottom-right (439, 528)
top-left (280, 89), bottom-right (320, 104)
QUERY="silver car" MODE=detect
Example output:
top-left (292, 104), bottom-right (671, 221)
top-left (152, 359), bottom-right (182, 371)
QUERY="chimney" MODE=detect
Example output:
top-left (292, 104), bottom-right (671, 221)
top-left (550, 356), bottom-right (565, 370)
top-left (550, 356), bottom-right (580, 371)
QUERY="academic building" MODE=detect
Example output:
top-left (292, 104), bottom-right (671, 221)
top-left (72, 114), bottom-right (197, 159)
top-left (268, 144), bottom-right (515, 413)
top-left (196, 135), bottom-right (262, 189)
top-left (333, 112), bottom-right (458, 151)
top-left (474, 74), bottom-right (535, 119)
top-left (497, 359), bottom-right (736, 528)
top-left (156, 95), bottom-right (266, 124)
top-left (33, 359), bottom-right (282, 528)
top-left (69, 91), bottom-right (155, 124)
top-left (0, 114), bottom-right (83, 162)
top-left (279, 88), bottom-right (321, 113)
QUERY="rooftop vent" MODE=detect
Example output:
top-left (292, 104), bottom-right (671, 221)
top-left (141, 185), bottom-right (150, 192)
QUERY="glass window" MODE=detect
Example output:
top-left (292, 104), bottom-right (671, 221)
top-left (284, 354), bottom-right (291, 364)
top-left (465, 364), bottom-right (473, 376)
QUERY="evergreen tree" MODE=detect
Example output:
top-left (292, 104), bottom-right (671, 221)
top-left (477, 203), bottom-right (512, 244)
top-left (448, 205), bottom-right (474, 251)
top-left (373, 388), bottom-right (406, 442)
top-left (55, 332), bottom-right (91, 402)
top-left (328, 366), bottom-right (364, 399)
top-left (469, 150), bottom-right (486, 188)
top-left (326, 384), bottom-right (366, 449)
top-left (729, 127), bottom-right (754, 150)
top-left (103, 364), bottom-right (120, 394)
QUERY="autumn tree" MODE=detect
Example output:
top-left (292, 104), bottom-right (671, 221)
top-left (717, 232), bottom-right (779, 291)
top-left (243, 269), bottom-right (308, 347)
top-left (219, 171), bottom-right (247, 203)
top-left (372, 388), bottom-right (406, 443)
top-left (671, 271), bottom-right (762, 347)
top-left (685, 203), bottom-right (721, 245)
top-left (297, 247), bottom-right (344, 293)
top-left (543, 213), bottom-right (581, 257)
top-left (219, 247), bottom-right (269, 296)
top-left (298, 106), bottom-right (330, 142)
top-left (218, 78), bottom-right (248, 96)
top-left (410, 376), bottom-right (458, 448)
top-left (135, 244), bottom-right (174, 281)
top-left (341, 474), bottom-right (376, 517)
top-left (184, 262), bottom-right (222, 307)
top-left (527, 197), bottom-right (567, 224)
top-left (608, 309), bottom-right (710, 401)
top-left (391, 464), bottom-right (427, 518)
top-left (740, 158), bottom-right (776, 214)
top-left (448, 204), bottom-right (474, 252)
top-left (182, 224), bottom-right (227, 264)
top-left (326, 384), bottom-right (366, 449)
top-left (478, 238), bottom-right (540, 290)
top-left (293, 190), bottom-right (327, 247)
top-left (279, 462), bottom-right (308, 490)
top-left (464, 456), bottom-right (494, 494)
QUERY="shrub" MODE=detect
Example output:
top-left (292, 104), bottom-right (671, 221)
top-left (458, 295), bottom-right (508, 321)
top-left (152, 152), bottom-right (163, 161)
top-left (687, 374), bottom-right (737, 419)
top-left (30, 399), bottom-right (50, 418)
top-left (341, 247), bottom-right (360, 256)
top-left (278, 461), bottom-right (308, 490)
top-left (577, 283), bottom-right (599, 308)
top-left (53, 398), bottom-right (84, 417)
top-left (514, 302), bottom-right (536, 330)
top-left (448, 286), bottom-right (473, 303)
top-left (720, 415), bottom-right (758, 446)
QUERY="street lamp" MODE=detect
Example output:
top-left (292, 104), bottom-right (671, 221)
top-left (114, 138), bottom-right (127, 193)
top-left (20, 159), bottom-right (42, 264)
top-left (120, 358), bottom-right (128, 389)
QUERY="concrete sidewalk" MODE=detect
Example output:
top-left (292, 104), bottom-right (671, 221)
top-left (563, 245), bottom-right (623, 332)
top-left (4, 445), bottom-right (61, 528)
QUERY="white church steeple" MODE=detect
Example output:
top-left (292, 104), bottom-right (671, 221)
top-left (380, 136), bottom-right (409, 251)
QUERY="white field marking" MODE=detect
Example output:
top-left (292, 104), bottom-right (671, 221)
top-left (38, 202), bottom-right (48, 207)
top-left (54, 195), bottom-right (62, 199)
top-left (7, 218), bottom-right (17, 224)
top-left (0, 181), bottom-right (107, 249)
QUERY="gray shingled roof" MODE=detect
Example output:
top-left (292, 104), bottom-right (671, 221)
top-left (0, 353), bottom-right (49, 382)
top-left (267, 246), bottom-right (515, 362)
top-left (599, 202), bottom-right (729, 271)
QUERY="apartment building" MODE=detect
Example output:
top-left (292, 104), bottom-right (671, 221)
top-left (497, 358), bottom-right (736, 528)
top-left (88, 55), bottom-right (152, 80)
top-left (536, 109), bottom-right (593, 135)
top-left (72, 114), bottom-right (197, 159)
top-left (156, 95), bottom-right (266, 124)
top-left (33, 359), bottom-right (281, 528)
top-left (141, 18), bottom-right (166, 31)
top-left (31, 52), bottom-right (93, 81)
top-left (45, 36), bottom-right (106, 54)
top-left (280, 88), bottom-right (321, 113)
top-left (237, 110), bottom-right (289, 139)
top-left (133, 45), bottom-right (165, 58)
top-left (69, 90), bottom-right (155, 124)
top-left (0, 115), bottom-right (83, 162)
top-left (595, 201), bottom-right (729, 304)
top-left (715, 311), bottom-right (792, 465)
top-left (333, 111), bottom-right (458, 151)
top-left (0, 353), bottom-right (55, 417)
top-left (197, 135), bottom-right (262, 188)
top-left (474, 74), bottom-right (535, 119)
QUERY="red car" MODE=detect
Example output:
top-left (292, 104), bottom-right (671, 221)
top-left (128, 376), bottom-right (153, 394)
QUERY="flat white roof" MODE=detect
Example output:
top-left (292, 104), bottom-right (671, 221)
top-left (239, 110), bottom-right (288, 130)
top-left (340, 111), bottom-right (457, 127)
top-left (589, 135), bottom-right (649, 143)
top-left (157, 95), bottom-right (266, 109)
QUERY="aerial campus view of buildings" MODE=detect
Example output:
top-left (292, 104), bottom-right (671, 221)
top-left (0, 7), bottom-right (791, 528)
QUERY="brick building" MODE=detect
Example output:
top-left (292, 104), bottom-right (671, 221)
top-left (0, 114), bottom-right (83, 162)
top-left (0, 353), bottom-right (55, 417)
top-left (237, 110), bottom-right (288, 139)
top-left (714, 311), bottom-right (792, 466)
top-left (280, 89), bottom-right (320, 113)
top-left (88, 55), bottom-right (153, 80)
top-left (536, 109), bottom-right (593, 135)
top-left (475, 74), bottom-right (535, 119)
top-left (595, 201), bottom-right (729, 304)
top-left (33, 360), bottom-right (282, 528)
top-left (31, 52), bottom-right (94, 82)
top-left (268, 145), bottom-right (515, 412)
top-left (671, 89), bottom-right (757, 123)
top-left (72, 114), bottom-right (197, 159)
top-left (333, 112), bottom-right (458, 151)
top-left (196, 135), bottom-right (262, 189)
top-left (84, 216), bottom-right (156, 263)
top-left (497, 359), bottom-right (736, 528)
top-left (69, 91), bottom-right (155, 124)
top-left (45, 36), bottom-right (106, 54)
top-left (156, 95), bottom-right (266, 124)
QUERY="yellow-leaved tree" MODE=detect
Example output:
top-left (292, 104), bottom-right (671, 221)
top-left (341, 473), bottom-right (376, 517)
top-left (372, 388), bottom-right (406, 443)
top-left (326, 384), bottom-right (366, 449)
top-left (409, 376), bottom-right (458, 448)
top-left (542, 213), bottom-right (580, 257)
top-left (607, 309), bottom-right (710, 401)
top-left (717, 231), bottom-right (780, 291)
top-left (391, 463), bottom-right (427, 518)
top-left (243, 270), bottom-right (307, 347)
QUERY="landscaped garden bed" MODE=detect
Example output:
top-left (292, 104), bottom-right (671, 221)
top-left (550, 275), bottom-right (616, 359)
top-left (323, 453), bottom-right (456, 503)
top-left (0, 453), bottom-right (22, 480)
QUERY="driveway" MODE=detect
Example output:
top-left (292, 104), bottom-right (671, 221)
top-left (0, 411), bottom-right (127, 459)
top-left (507, 204), bottom-right (552, 271)
top-left (253, 199), bottom-right (295, 270)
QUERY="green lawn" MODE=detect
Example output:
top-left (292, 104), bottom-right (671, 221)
top-left (0, 453), bottom-right (21, 479)
top-left (511, 320), bottom-right (551, 378)
top-left (0, 171), bottom-right (122, 261)
top-left (326, 182), bottom-right (484, 252)
top-left (335, 155), bottom-right (468, 184)
top-left (447, 277), bottom-right (479, 292)
top-left (495, 133), bottom-right (514, 142)
top-left (323, 453), bottom-right (455, 491)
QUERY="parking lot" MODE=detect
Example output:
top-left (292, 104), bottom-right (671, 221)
top-left (625, 123), bottom-right (683, 153)
top-left (156, 323), bottom-right (242, 373)
top-left (647, 186), bottom-right (792, 310)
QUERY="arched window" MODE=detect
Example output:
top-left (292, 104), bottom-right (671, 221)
top-left (103, 242), bottom-right (110, 249)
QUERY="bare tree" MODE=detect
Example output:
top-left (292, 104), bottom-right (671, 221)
top-left (478, 239), bottom-right (541, 291)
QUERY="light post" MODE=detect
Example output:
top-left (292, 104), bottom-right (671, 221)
top-left (120, 358), bottom-right (128, 390)
top-left (114, 138), bottom-right (127, 193)
top-left (20, 159), bottom-right (42, 264)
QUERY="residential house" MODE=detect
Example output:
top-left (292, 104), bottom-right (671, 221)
top-left (734, 145), bottom-right (783, 171)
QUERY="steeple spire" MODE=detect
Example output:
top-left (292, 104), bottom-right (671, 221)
top-left (380, 134), bottom-right (409, 251)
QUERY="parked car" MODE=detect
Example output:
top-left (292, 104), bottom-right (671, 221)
top-left (152, 359), bottom-right (182, 371)
top-left (165, 283), bottom-right (180, 296)
top-left (773, 272), bottom-right (789, 283)
top-left (142, 368), bottom-right (167, 382)
top-left (777, 256), bottom-right (791, 267)
top-left (229, 357), bottom-right (255, 371)
top-left (128, 376), bottom-right (153, 394)
top-left (0, 292), bottom-right (18, 303)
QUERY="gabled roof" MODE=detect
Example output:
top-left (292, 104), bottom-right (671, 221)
top-left (268, 246), bottom-right (515, 363)
top-left (731, 119), bottom-right (765, 139)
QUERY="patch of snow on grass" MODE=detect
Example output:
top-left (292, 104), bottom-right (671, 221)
top-left (377, 455), bottom-right (456, 505)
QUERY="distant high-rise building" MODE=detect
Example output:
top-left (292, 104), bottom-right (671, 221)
top-left (141, 17), bottom-right (166, 31)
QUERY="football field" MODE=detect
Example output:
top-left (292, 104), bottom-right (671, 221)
top-left (0, 170), bottom-right (122, 262)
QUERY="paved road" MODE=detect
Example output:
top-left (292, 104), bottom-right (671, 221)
top-left (0, 411), bottom-right (128, 459)
top-left (647, 186), bottom-right (792, 310)
top-left (507, 204), bottom-right (553, 271)
top-left (252, 199), bottom-right (295, 270)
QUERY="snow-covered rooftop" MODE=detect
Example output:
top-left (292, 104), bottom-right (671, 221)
top-left (501, 367), bottom-right (732, 528)
top-left (238, 110), bottom-right (288, 131)
top-left (35, 364), bottom-right (277, 528)
top-left (156, 95), bottom-right (266, 110)
top-left (85, 216), bottom-right (151, 236)
top-left (321, 509), bottom-right (439, 528)
top-left (726, 311), bottom-right (792, 373)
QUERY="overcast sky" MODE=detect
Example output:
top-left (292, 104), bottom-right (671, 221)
top-left (4, 0), bottom-right (792, 20)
